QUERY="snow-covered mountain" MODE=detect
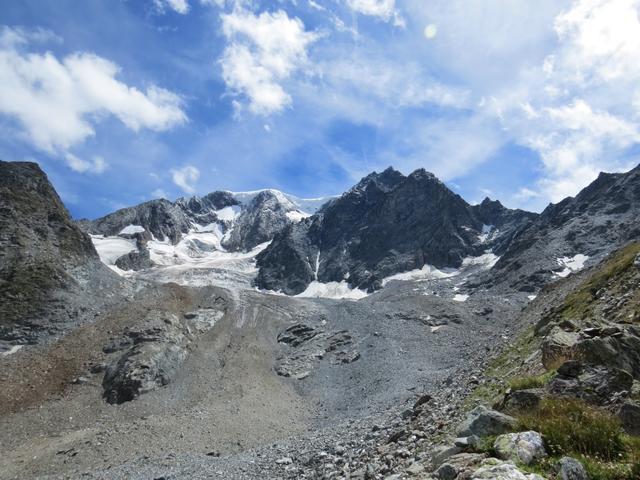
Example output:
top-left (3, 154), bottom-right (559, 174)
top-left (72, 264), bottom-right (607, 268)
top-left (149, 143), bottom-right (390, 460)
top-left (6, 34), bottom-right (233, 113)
top-left (78, 165), bottom-right (640, 299)
top-left (81, 188), bottom-right (334, 287)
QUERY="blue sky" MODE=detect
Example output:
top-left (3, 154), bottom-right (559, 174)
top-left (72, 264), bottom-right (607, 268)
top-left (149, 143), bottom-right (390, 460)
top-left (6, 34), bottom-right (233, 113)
top-left (1, 0), bottom-right (640, 219)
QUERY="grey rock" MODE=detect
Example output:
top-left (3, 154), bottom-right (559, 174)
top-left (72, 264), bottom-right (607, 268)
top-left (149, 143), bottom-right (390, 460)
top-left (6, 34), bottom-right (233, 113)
top-left (434, 463), bottom-right (458, 480)
top-left (431, 445), bottom-right (463, 468)
top-left (548, 361), bottom-right (633, 405)
top-left (556, 456), bottom-right (589, 480)
top-left (406, 462), bottom-right (425, 476)
top-left (576, 327), bottom-right (640, 379)
top-left (102, 313), bottom-right (189, 404)
top-left (456, 406), bottom-right (516, 438)
top-left (114, 245), bottom-right (153, 271)
top-left (541, 327), bottom-right (579, 369)
top-left (494, 431), bottom-right (547, 465)
top-left (617, 401), bottom-right (640, 435)
top-left (499, 388), bottom-right (546, 413)
top-left (471, 459), bottom-right (545, 479)
top-left (454, 435), bottom-right (479, 448)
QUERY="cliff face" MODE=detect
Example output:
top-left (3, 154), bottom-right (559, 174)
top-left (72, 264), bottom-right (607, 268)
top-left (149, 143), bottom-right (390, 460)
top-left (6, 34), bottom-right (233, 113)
top-left (0, 161), bottom-right (119, 343)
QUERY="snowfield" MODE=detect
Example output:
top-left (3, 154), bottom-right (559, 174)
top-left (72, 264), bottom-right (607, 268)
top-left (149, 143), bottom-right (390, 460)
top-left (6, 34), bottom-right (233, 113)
top-left (119, 225), bottom-right (145, 235)
top-left (295, 281), bottom-right (368, 300)
top-left (91, 235), bottom-right (137, 266)
top-left (555, 254), bottom-right (589, 277)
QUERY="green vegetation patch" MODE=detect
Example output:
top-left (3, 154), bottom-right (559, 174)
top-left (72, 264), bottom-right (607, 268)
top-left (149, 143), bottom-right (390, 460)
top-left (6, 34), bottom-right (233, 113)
top-left (508, 370), bottom-right (556, 391)
top-left (518, 397), bottom-right (625, 460)
top-left (558, 242), bottom-right (640, 322)
top-left (514, 397), bottom-right (640, 479)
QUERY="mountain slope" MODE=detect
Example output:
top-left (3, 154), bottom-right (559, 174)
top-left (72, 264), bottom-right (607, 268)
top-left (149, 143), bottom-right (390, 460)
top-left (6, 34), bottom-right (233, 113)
top-left (255, 167), bottom-right (536, 294)
top-left (481, 164), bottom-right (640, 292)
top-left (0, 161), bottom-right (119, 344)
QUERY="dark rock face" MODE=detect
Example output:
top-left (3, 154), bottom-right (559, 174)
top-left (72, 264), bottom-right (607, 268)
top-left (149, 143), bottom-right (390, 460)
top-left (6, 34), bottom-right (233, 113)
top-left (0, 161), bottom-right (118, 341)
top-left (222, 190), bottom-right (298, 252)
top-left (102, 313), bottom-right (190, 404)
top-left (82, 198), bottom-right (195, 244)
top-left (548, 361), bottom-right (633, 405)
top-left (256, 168), bottom-right (535, 294)
top-left (114, 247), bottom-right (153, 271)
top-left (617, 401), bottom-right (640, 435)
top-left (575, 326), bottom-right (640, 379)
top-left (484, 165), bottom-right (640, 292)
top-left (274, 323), bottom-right (360, 379)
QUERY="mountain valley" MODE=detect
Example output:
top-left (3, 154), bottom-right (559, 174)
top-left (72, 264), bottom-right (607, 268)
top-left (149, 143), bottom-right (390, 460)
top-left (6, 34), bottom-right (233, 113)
top-left (1, 160), bottom-right (639, 479)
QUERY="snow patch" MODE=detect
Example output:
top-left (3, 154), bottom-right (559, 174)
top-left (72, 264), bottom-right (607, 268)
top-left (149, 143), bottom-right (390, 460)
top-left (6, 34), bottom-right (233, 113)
top-left (227, 189), bottom-right (332, 215)
top-left (1, 345), bottom-right (23, 357)
top-left (286, 210), bottom-right (311, 222)
top-left (453, 294), bottom-right (469, 302)
top-left (119, 225), bottom-right (145, 235)
top-left (215, 205), bottom-right (241, 221)
top-left (478, 224), bottom-right (495, 243)
top-left (91, 235), bottom-right (137, 265)
top-left (296, 281), bottom-right (368, 300)
top-left (462, 252), bottom-right (500, 269)
top-left (528, 295), bottom-right (537, 301)
top-left (382, 264), bottom-right (459, 286)
top-left (555, 254), bottom-right (589, 277)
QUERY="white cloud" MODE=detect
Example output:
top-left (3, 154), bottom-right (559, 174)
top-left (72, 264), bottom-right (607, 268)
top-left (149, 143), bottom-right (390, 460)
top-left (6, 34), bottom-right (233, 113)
top-left (152, 188), bottom-right (169, 199)
top-left (171, 165), bottom-right (200, 193)
top-left (479, 0), bottom-right (640, 203)
top-left (513, 187), bottom-right (541, 202)
top-left (219, 8), bottom-right (319, 115)
top-left (154, 0), bottom-right (190, 14)
top-left (347, 0), bottom-right (405, 27)
top-left (0, 27), bottom-right (187, 160)
top-left (324, 57), bottom-right (470, 109)
top-left (552, 0), bottom-right (640, 82)
top-left (64, 153), bottom-right (109, 174)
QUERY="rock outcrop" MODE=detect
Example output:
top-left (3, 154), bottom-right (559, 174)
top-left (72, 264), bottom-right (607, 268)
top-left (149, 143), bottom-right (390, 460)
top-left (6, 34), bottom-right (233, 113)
top-left (0, 161), bottom-right (119, 344)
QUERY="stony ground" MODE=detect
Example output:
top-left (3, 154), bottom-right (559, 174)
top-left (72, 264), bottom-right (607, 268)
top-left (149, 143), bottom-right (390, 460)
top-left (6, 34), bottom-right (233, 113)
top-left (0, 273), bottom-right (534, 480)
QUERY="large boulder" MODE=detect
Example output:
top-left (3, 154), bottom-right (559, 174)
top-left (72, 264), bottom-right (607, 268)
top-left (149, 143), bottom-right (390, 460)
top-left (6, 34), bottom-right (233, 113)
top-left (103, 313), bottom-right (189, 404)
top-left (548, 361), bottom-right (633, 405)
top-left (542, 327), bottom-right (579, 369)
top-left (471, 459), bottom-right (545, 479)
top-left (617, 401), bottom-right (640, 436)
top-left (576, 326), bottom-right (640, 379)
top-left (494, 431), bottom-right (547, 465)
top-left (556, 457), bottom-right (589, 480)
top-left (499, 388), bottom-right (546, 413)
top-left (457, 406), bottom-right (516, 438)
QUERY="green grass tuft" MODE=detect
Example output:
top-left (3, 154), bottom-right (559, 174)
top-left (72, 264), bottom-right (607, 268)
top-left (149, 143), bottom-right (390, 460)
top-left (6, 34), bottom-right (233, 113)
top-left (508, 371), bottom-right (556, 391)
top-left (517, 397), bottom-right (626, 461)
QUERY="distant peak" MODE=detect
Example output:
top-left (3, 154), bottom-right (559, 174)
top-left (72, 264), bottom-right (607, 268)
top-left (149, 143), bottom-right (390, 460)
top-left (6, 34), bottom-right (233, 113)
top-left (480, 197), bottom-right (504, 208)
top-left (408, 168), bottom-right (439, 182)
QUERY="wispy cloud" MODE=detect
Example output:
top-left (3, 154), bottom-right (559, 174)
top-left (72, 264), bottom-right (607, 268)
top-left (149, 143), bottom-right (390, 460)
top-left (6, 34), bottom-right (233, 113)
top-left (171, 165), bottom-right (200, 193)
top-left (0, 26), bottom-right (187, 173)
